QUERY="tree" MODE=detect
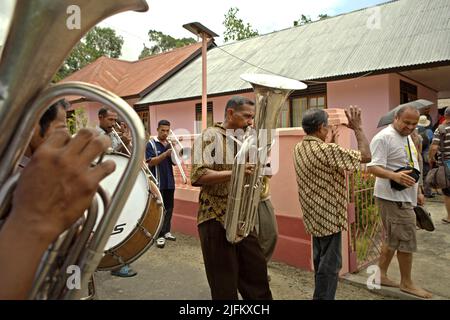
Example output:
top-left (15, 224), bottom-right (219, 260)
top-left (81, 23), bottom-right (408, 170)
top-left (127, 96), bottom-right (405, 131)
top-left (139, 30), bottom-right (196, 59)
top-left (67, 108), bottom-right (88, 135)
top-left (55, 26), bottom-right (123, 81)
top-left (223, 7), bottom-right (259, 43)
top-left (294, 13), bottom-right (329, 26)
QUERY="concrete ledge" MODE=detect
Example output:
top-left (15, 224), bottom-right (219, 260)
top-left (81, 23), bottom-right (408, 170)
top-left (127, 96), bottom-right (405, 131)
top-left (341, 274), bottom-right (447, 300)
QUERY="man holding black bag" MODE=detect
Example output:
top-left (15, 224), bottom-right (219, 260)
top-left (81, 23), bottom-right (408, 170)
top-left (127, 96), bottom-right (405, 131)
top-left (429, 106), bottom-right (450, 224)
top-left (367, 105), bottom-right (432, 299)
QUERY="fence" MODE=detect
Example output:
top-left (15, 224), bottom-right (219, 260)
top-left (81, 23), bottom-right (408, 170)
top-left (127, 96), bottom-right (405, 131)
top-left (347, 169), bottom-right (383, 273)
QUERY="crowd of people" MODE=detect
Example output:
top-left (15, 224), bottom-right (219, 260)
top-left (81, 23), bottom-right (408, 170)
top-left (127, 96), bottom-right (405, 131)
top-left (1, 93), bottom-right (448, 300)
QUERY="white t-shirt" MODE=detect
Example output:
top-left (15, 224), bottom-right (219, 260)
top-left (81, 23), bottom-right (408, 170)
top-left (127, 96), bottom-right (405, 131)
top-left (367, 125), bottom-right (420, 206)
top-left (96, 126), bottom-right (122, 152)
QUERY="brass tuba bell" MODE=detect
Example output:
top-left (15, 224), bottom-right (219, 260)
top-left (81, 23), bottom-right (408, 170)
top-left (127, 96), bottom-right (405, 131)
top-left (0, 0), bottom-right (149, 299)
top-left (224, 74), bottom-right (307, 244)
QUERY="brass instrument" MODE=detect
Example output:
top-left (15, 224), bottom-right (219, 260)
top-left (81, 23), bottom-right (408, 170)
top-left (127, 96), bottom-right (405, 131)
top-left (224, 74), bottom-right (307, 244)
top-left (260, 176), bottom-right (271, 200)
top-left (0, 0), bottom-right (149, 299)
top-left (168, 129), bottom-right (188, 184)
top-left (112, 123), bottom-right (159, 184)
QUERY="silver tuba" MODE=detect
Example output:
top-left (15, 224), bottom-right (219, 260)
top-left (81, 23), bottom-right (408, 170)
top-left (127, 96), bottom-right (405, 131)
top-left (0, 0), bottom-right (149, 299)
top-left (224, 74), bottom-right (307, 244)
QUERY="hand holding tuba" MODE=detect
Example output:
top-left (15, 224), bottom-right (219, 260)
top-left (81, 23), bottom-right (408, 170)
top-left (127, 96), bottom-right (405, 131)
top-left (0, 0), bottom-right (149, 299)
top-left (224, 74), bottom-right (307, 244)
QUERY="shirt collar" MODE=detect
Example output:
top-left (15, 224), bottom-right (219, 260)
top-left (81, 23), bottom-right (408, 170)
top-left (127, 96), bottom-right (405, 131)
top-left (303, 135), bottom-right (325, 143)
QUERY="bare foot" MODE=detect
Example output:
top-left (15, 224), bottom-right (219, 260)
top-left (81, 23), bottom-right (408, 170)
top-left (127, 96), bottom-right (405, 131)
top-left (380, 275), bottom-right (399, 288)
top-left (400, 284), bottom-right (433, 299)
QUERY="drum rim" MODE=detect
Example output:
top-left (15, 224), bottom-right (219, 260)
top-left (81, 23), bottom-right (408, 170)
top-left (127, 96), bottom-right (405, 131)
top-left (97, 153), bottom-right (165, 270)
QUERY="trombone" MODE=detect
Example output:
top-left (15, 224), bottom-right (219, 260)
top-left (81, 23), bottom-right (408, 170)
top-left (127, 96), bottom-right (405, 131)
top-left (168, 129), bottom-right (188, 184)
top-left (111, 122), bottom-right (159, 184)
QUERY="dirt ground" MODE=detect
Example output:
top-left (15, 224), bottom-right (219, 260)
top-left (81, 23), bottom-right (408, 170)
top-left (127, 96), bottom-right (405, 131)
top-left (95, 232), bottom-right (390, 300)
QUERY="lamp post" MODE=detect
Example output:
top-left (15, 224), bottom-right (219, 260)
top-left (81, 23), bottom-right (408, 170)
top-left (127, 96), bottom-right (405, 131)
top-left (183, 22), bottom-right (218, 131)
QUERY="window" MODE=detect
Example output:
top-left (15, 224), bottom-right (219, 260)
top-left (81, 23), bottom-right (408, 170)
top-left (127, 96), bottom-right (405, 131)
top-left (277, 101), bottom-right (290, 128)
top-left (195, 102), bottom-right (213, 134)
top-left (137, 110), bottom-right (149, 134)
top-left (291, 97), bottom-right (307, 127)
top-left (275, 83), bottom-right (327, 128)
top-left (287, 94), bottom-right (327, 128)
top-left (400, 80), bottom-right (417, 104)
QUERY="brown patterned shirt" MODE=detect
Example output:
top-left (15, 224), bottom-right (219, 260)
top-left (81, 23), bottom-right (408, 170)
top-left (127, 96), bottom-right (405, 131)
top-left (190, 123), bottom-right (235, 226)
top-left (293, 136), bottom-right (361, 237)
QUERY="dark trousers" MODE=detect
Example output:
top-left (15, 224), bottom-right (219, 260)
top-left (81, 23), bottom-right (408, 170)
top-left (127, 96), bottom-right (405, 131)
top-left (312, 232), bottom-right (342, 300)
top-left (158, 189), bottom-right (175, 237)
top-left (198, 219), bottom-right (272, 300)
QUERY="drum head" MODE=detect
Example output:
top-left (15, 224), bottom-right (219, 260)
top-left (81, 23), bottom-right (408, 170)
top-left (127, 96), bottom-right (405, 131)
top-left (94, 153), bottom-right (150, 250)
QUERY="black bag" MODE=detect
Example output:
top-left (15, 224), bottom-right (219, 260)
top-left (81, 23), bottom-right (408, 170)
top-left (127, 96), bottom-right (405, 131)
top-left (390, 166), bottom-right (420, 191)
top-left (390, 138), bottom-right (420, 191)
top-left (414, 206), bottom-right (435, 231)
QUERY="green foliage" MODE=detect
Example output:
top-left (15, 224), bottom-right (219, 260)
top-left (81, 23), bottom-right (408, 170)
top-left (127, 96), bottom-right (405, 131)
top-left (353, 171), bottom-right (377, 229)
top-left (318, 14), bottom-right (330, 20)
top-left (139, 30), bottom-right (196, 59)
top-left (294, 13), bottom-right (329, 26)
top-left (67, 108), bottom-right (88, 135)
top-left (54, 27), bottom-right (124, 82)
top-left (223, 7), bottom-right (259, 43)
top-left (352, 171), bottom-right (382, 264)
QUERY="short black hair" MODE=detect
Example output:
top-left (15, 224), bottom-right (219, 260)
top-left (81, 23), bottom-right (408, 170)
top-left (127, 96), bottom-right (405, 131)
top-left (158, 119), bottom-right (170, 127)
top-left (224, 96), bottom-right (255, 117)
top-left (302, 108), bottom-right (328, 135)
top-left (98, 107), bottom-right (110, 117)
top-left (39, 99), bottom-right (69, 137)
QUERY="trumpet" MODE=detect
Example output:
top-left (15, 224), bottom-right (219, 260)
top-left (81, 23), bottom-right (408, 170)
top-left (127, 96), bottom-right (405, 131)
top-left (168, 129), bottom-right (188, 184)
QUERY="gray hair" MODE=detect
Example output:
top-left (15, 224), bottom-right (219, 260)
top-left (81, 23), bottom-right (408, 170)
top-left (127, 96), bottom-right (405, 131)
top-left (444, 106), bottom-right (450, 117)
top-left (302, 109), bottom-right (328, 134)
top-left (395, 105), bottom-right (419, 118)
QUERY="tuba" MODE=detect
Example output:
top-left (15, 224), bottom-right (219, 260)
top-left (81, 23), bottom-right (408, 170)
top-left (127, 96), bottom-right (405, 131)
top-left (0, 0), bottom-right (149, 299)
top-left (224, 74), bottom-right (307, 244)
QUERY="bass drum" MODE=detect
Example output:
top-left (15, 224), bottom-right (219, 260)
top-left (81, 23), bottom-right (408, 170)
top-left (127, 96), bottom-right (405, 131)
top-left (94, 153), bottom-right (164, 270)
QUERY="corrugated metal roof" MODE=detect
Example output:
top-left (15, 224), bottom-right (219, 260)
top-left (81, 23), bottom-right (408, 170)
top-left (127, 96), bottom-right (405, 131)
top-left (138, 0), bottom-right (450, 105)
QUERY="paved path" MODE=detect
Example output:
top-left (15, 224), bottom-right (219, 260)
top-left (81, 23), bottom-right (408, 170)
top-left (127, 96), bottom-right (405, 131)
top-left (345, 196), bottom-right (450, 300)
top-left (95, 234), bottom-right (388, 300)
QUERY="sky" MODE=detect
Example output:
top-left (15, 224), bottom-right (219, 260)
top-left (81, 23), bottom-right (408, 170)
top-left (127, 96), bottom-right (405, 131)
top-left (0, 0), bottom-right (388, 61)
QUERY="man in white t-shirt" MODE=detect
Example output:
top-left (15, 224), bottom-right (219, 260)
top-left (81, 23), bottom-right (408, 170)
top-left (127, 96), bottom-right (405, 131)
top-left (367, 105), bottom-right (431, 298)
top-left (96, 107), bottom-right (136, 278)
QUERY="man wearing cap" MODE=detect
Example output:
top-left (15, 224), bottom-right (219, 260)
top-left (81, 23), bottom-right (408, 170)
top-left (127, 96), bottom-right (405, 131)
top-left (417, 115), bottom-right (434, 198)
top-left (429, 107), bottom-right (450, 224)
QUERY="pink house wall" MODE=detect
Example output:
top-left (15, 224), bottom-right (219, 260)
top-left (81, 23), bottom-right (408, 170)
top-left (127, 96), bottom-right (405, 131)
top-left (68, 97), bottom-right (140, 129)
top-left (388, 74), bottom-right (438, 123)
top-left (327, 73), bottom-right (439, 147)
top-left (327, 74), bottom-right (391, 143)
top-left (149, 92), bottom-right (255, 136)
top-left (166, 108), bottom-right (353, 273)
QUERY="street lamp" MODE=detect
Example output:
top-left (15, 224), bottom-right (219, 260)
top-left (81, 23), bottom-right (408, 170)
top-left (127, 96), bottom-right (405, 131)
top-left (183, 22), bottom-right (218, 131)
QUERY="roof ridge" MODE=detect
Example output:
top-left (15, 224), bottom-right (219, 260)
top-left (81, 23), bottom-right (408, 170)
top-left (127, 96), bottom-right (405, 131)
top-left (219, 0), bottom-right (399, 49)
top-left (133, 42), bottom-right (202, 63)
